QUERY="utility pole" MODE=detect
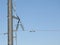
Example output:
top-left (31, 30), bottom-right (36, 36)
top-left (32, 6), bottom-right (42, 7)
top-left (8, 0), bottom-right (24, 45)
top-left (8, 0), bottom-right (13, 45)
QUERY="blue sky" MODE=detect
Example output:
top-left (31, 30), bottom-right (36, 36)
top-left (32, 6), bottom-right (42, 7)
top-left (0, 0), bottom-right (60, 45)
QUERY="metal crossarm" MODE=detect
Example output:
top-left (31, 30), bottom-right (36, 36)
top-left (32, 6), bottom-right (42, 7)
top-left (20, 23), bottom-right (24, 31)
top-left (12, 16), bottom-right (20, 20)
top-left (13, 15), bottom-right (24, 31)
top-left (16, 19), bottom-right (20, 31)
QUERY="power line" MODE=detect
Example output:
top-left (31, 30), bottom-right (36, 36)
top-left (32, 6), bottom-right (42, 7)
top-left (0, 29), bottom-right (60, 34)
top-left (18, 30), bottom-right (60, 32)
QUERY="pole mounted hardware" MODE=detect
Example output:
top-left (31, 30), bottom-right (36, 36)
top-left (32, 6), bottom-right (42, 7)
top-left (13, 15), bottom-right (24, 31)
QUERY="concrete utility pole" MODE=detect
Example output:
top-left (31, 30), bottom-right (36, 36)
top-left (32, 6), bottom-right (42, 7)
top-left (7, 0), bottom-right (24, 45)
top-left (8, 0), bottom-right (13, 45)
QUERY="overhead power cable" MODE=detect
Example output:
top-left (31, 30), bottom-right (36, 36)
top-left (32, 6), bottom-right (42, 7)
top-left (19, 30), bottom-right (60, 32)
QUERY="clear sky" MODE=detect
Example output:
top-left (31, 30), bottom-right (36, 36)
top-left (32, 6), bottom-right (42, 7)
top-left (0, 0), bottom-right (60, 45)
